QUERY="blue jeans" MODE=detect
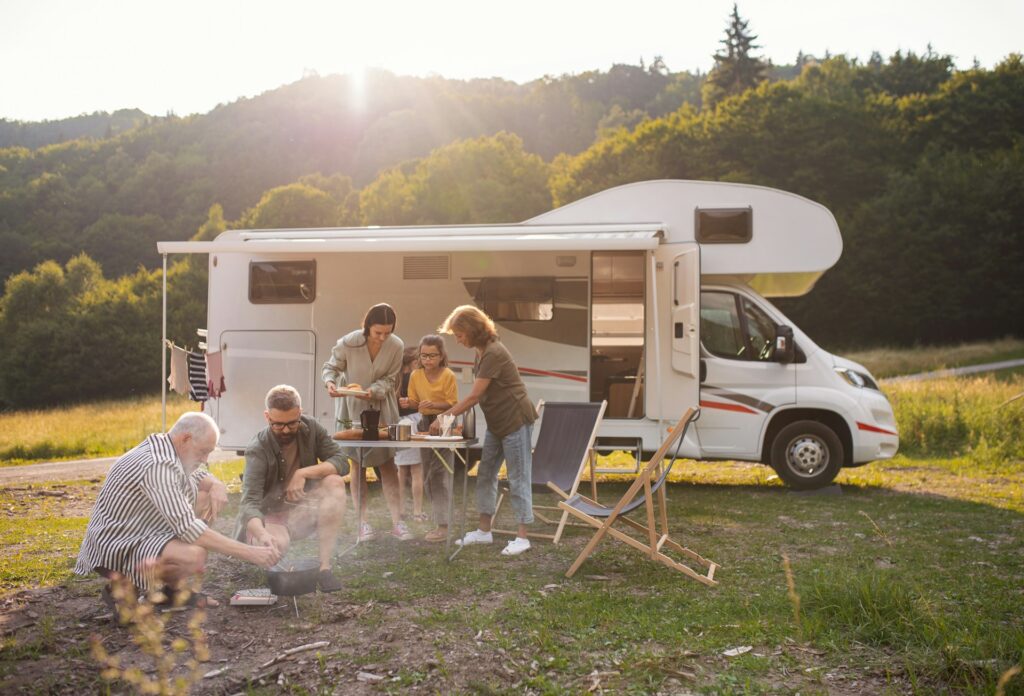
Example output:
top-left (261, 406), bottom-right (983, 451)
top-left (477, 424), bottom-right (534, 525)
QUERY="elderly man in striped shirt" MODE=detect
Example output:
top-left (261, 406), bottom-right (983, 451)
top-left (75, 412), bottom-right (280, 609)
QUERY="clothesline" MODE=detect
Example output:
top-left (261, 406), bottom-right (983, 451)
top-left (165, 341), bottom-right (226, 401)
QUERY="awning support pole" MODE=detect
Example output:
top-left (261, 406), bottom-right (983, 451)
top-left (161, 253), bottom-right (168, 432)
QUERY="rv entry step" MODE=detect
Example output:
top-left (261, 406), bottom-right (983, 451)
top-left (593, 437), bottom-right (644, 475)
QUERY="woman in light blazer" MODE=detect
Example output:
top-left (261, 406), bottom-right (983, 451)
top-left (323, 303), bottom-right (412, 542)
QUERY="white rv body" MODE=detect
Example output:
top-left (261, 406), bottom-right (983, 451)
top-left (158, 180), bottom-right (899, 489)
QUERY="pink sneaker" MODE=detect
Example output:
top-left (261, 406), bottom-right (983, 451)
top-left (391, 521), bottom-right (414, 541)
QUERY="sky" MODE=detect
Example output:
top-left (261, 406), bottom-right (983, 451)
top-left (1, 0), bottom-right (1021, 122)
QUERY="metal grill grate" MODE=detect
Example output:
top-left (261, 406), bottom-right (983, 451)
top-left (403, 255), bottom-right (450, 280)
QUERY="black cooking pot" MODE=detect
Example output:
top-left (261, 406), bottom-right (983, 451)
top-left (265, 558), bottom-right (319, 596)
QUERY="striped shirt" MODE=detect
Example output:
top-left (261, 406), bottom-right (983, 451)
top-left (74, 433), bottom-right (209, 590)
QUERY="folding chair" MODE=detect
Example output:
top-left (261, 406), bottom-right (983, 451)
top-left (558, 408), bottom-right (719, 586)
top-left (492, 400), bottom-right (607, 544)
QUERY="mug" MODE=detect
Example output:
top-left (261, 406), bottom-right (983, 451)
top-left (388, 423), bottom-right (412, 441)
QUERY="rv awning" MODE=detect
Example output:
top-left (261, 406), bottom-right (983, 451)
top-left (157, 223), bottom-right (664, 254)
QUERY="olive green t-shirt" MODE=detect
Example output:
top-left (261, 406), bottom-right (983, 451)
top-left (475, 339), bottom-right (537, 438)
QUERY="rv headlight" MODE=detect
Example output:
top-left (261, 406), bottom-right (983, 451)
top-left (835, 367), bottom-right (879, 390)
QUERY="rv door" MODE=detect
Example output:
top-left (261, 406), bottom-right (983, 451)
top-left (650, 243), bottom-right (700, 420)
top-left (672, 246), bottom-right (699, 377)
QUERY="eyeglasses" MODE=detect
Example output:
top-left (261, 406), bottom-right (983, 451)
top-left (419, 353), bottom-right (441, 360)
top-left (269, 419), bottom-right (301, 431)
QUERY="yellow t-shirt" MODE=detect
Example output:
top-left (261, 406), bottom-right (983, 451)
top-left (408, 368), bottom-right (459, 415)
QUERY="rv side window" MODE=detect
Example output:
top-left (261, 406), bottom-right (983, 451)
top-left (474, 277), bottom-right (554, 321)
top-left (249, 261), bottom-right (316, 304)
top-left (695, 208), bottom-right (752, 244)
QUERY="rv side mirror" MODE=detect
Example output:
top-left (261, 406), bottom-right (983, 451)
top-left (774, 325), bottom-right (795, 364)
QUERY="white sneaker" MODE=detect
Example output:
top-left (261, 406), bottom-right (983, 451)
top-left (501, 537), bottom-right (531, 556)
top-left (455, 529), bottom-right (493, 546)
top-left (358, 522), bottom-right (376, 542)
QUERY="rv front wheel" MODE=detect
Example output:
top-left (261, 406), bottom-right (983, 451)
top-left (770, 421), bottom-right (843, 490)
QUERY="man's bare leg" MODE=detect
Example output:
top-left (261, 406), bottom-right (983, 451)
top-left (315, 475), bottom-right (347, 570)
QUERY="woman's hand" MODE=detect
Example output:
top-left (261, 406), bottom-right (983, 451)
top-left (399, 396), bottom-right (418, 410)
top-left (326, 382), bottom-right (344, 398)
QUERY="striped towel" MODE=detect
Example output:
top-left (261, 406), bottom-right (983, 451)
top-left (187, 351), bottom-right (208, 402)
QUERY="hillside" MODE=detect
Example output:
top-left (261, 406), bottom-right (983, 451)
top-left (1, 49), bottom-right (1022, 409)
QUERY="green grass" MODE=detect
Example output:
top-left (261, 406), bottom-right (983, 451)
top-left (2, 452), bottom-right (1023, 693)
top-left (884, 373), bottom-right (1024, 461)
top-left (0, 393), bottom-right (200, 466)
top-left (843, 337), bottom-right (1024, 379)
top-left (2, 344), bottom-right (1024, 692)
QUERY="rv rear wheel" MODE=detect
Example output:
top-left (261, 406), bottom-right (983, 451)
top-left (769, 421), bottom-right (843, 490)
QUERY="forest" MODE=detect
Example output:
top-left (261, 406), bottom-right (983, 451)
top-left (0, 11), bottom-right (1021, 409)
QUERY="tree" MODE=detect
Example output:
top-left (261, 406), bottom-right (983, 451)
top-left (702, 4), bottom-right (769, 108)
top-left (359, 132), bottom-right (551, 225)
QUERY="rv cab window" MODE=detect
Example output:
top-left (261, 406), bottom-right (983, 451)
top-left (700, 291), bottom-right (778, 362)
top-left (249, 261), bottom-right (316, 304)
top-left (695, 208), bottom-right (752, 244)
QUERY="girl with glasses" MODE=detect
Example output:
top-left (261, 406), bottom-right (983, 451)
top-left (405, 334), bottom-right (459, 542)
top-left (394, 347), bottom-right (426, 523)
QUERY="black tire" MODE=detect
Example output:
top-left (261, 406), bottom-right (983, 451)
top-left (769, 420), bottom-right (843, 490)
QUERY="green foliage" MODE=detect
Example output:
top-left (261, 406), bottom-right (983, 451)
top-left (1, 51), bottom-right (1023, 407)
top-left (0, 254), bottom-right (204, 409)
top-left (359, 132), bottom-right (551, 224)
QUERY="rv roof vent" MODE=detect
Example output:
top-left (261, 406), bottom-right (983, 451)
top-left (403, 255), bottom-right (450, 280)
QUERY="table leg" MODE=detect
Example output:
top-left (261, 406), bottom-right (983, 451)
top-left (448, 444), bottom-right (471, 562)
top-left (335, 450), bottom-right (362, 559)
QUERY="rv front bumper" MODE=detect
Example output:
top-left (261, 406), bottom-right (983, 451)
top-left (850, 390), bottom-right (899, 463)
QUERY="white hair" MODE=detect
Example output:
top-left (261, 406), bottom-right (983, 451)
top-left (265, 384), bottom-right (302, 411)
top-left (169, 411), bottom-right (219, 443)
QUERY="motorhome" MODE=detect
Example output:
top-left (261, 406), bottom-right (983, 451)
top-left (157, 179), bottom-right (899, 489)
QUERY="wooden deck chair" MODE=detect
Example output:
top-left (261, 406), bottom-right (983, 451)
top-left (492, 400), bottom-right (607, 544)
top-left (558, 408), bottom-right (720, 586)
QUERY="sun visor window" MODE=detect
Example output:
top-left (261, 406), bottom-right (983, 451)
top-left (249, 260), bottom-right (316, 304)
top-left (695, 207), bottom-right (752, 244)
top-left (474, 277), bottom-right (554, 321)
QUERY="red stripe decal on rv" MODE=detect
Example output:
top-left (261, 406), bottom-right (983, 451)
top-left (449, 360), bottom-right (588, 383)
top-left (856, 422), bottom-right (898, 436)
top-left (700, 399), bottom-right (758, 415)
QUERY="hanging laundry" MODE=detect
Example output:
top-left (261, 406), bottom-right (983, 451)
top-left (187, 351), bottom-right (208, 403)
top-left (167, 344), bottom-right (189, 395)
top-left (206, 350), bottom-right (227, 398)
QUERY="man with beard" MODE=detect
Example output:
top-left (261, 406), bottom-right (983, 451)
top-left (75, 412), bottom-right (281, 609)
top-left (235, 385), bottom-right (349, 592)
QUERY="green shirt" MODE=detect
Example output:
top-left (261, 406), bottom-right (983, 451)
top-left (233, 415), bottom-right (348, 540)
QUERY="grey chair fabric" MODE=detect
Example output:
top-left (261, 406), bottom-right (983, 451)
top-left (530, 402), bottom-right (605, 491)
top-left (563, 412), bottom-right (689, 517)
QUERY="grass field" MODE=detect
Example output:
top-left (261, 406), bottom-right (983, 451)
top-left (2, 363), bottom-right (1023, 693)
top-left (2, 453), bottom-right (1021, 693)
top-left (0, 393), bottom-right (200, 466)
top-left (843, 337), bottom-right (1024, 379)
